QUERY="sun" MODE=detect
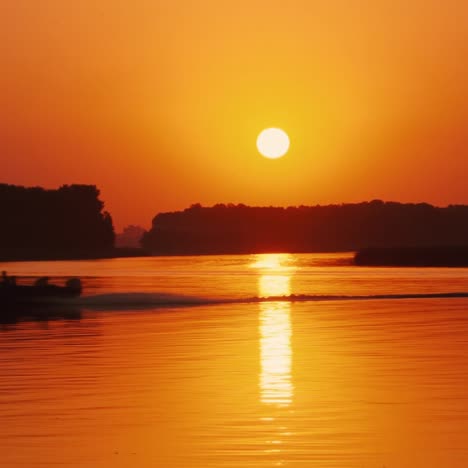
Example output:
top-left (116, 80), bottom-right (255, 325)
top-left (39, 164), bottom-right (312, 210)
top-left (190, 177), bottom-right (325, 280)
top-left (257, 128), bottom-right (290, 159)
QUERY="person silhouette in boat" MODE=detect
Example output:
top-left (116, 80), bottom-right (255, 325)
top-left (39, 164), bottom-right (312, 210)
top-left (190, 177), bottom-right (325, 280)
top-left (1, 271), bottom-right (16, 287)
top-left (33, 276), bottom-right (82, 295)
top-left (34, 277), bottom-right (50, 288)
top-left (66, 278), bottom-right (82, 296)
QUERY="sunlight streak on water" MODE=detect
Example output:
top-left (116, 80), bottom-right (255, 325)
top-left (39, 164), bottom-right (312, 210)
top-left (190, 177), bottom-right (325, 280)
top-left (256, 255), bottom-right (294, 407)
top-left (250, 253), bottom-right (296, 272)
top-left (259, 302), bottom-right (293, 407)
top-left (256, 256), bottom-right (295, 467)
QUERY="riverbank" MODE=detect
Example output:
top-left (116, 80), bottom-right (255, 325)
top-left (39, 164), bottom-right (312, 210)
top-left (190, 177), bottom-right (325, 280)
top-left (0, 247), bottom-right (150, 263)
top-left (354, 246), bottom-right (468, 267)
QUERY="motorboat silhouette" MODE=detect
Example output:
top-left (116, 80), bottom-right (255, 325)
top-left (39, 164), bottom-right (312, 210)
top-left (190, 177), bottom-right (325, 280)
top-left (0, 272), bottom-right (82, 306)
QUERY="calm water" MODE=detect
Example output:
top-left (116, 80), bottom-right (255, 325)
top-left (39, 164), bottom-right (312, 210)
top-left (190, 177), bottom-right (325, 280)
top-left (1, 253), bottom-right (468, 467)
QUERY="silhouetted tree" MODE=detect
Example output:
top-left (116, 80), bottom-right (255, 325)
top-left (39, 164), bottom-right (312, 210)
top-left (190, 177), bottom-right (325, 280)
top-left (141, 202), bottom-right (468, 255)
top-left (0, 184), bottom-right (115, 260)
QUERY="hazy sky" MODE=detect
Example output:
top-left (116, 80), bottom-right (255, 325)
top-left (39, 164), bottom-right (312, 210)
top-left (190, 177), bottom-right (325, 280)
top-left (2, 1), bottom-right (468, 228)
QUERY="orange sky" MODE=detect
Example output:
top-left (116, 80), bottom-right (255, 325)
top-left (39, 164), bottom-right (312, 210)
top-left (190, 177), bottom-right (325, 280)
top-left (2, 0), bottom-right (468, 229)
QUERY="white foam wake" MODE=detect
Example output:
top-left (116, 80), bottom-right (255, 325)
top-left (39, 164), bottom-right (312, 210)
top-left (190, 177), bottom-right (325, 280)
top-left (68, 291), bottom-right (468, 310)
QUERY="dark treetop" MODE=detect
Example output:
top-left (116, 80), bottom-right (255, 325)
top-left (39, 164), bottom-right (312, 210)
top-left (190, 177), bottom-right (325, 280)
top-left (0, 184), bottom-right (114, 261)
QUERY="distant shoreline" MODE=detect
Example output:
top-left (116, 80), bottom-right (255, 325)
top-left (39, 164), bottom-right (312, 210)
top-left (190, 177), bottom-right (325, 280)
top-left (2, 246), bottom-right (468, 267)
top-left (0, 248), bottom-right (349, 263)
top-left (0, 248), bottom-right (150, 263)
top-left (354, 246), bottom-right (468, 267)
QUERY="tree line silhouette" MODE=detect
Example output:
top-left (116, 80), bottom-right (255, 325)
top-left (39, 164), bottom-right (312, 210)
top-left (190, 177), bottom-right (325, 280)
top-left (141, 201), bottom-right (468, 255)
top-left (2, 184), bottom-right (468, 260)
top-left (0, 184), bottom-right (114, 260)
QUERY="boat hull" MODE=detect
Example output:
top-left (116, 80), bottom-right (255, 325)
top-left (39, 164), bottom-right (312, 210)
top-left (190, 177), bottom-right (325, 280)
top-left (0, 285), bottom-right (81, 306)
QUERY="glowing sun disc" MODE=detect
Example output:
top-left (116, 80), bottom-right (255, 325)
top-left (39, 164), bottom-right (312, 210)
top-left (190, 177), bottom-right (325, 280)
top-left (257, 128), bottom-right (290, 159)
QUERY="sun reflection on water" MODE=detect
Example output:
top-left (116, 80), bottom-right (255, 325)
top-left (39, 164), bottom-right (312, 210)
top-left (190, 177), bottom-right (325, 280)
top-left (254, 254), bottom-right (294, 408)
top-left (259, 300), bottom-right (293, 407)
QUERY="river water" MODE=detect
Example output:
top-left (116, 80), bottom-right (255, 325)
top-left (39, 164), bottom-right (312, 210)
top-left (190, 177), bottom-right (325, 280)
top-left (1, 253), bottom-right (468, 467)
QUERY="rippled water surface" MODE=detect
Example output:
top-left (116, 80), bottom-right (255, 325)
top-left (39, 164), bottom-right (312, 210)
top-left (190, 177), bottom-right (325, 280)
top-left (1, 253), bottom-right (468, 467)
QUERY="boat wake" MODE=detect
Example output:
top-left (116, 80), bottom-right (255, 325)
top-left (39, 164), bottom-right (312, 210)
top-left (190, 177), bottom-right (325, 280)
top-left (72, 291), bottom-right (468, 310)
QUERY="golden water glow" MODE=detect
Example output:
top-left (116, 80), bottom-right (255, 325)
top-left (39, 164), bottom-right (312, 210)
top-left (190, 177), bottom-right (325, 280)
top-left (3, 256), bottom-right (468, 467)
top-left (250, 253), bottom-right (294, 272)
top-left (259, 300), bottom-right (293, 406)
top-left (256, 128), bottom-right (290, 159)
top-left (255, 254), bottom-right (293, 407)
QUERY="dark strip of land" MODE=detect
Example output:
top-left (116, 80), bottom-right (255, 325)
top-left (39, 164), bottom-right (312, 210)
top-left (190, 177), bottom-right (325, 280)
top-left (0, 248), bottom-right (149, 263)
top-left (3, 183), bottom-right (468, 262)
top-left (354, 246), bottom-right (468, 267)
top-left (142, 202), bottom-right (468, 256)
